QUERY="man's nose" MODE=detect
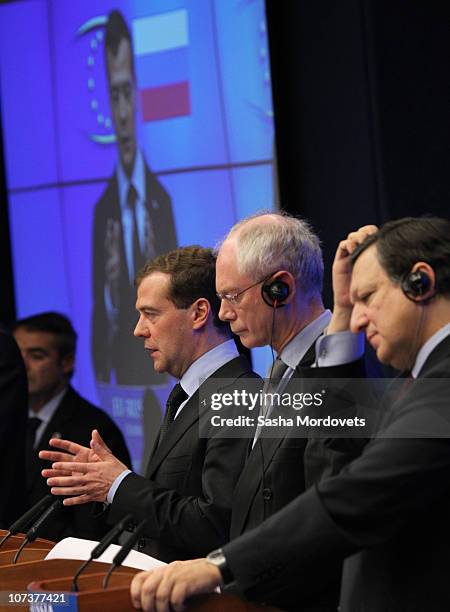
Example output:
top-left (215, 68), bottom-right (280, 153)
top-left (350, 303), bottom-right (368, 334)
top-left (134, 316), bottom-right (148, 337)
top-left (218, 299), bottom-right (236, 322)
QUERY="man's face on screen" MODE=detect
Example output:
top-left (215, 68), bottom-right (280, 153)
top-left (107, 38), bottom-right (137, 178)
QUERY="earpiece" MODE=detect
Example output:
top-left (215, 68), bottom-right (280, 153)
top-left (261, 279), bottom-right (289, 308)
top-left (401, 270), bottom-right (432, 301)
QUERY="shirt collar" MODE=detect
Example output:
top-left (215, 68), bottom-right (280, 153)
top-left (412, 322), bottom-right (450, 378)
top-left (179, 339), bottom-right (239, 398)
top-left (116, 149), bottom-right (145, 211)
top-left (279, 309), bottom-right (332, 368)
top-left (29, 387), bottom-right (67, 425)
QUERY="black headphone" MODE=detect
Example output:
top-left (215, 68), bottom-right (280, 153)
top-left (401, 270), bottom-right (432, 301)
top-left (261, 278), bottom-right (290, 308)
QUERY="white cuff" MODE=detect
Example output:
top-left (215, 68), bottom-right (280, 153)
top-left (107, 469), bottom-right (132, 504)
top-left (315, 331), bottom-right (364, 367)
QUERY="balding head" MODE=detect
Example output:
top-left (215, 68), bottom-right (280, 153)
top-left (219, 211), bottom-right (324, 299)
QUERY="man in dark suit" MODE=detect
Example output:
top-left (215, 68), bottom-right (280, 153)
top-left (217, 212), bottom-right (365, 609)
top-left (131, 217), bottom-right (450, 612)
top-left (92, 10), bottom-right (177, 386)
top-left (12, 312), bottom-right (130, 541)
top-left (0, 327), bottom-right (27, 528)
top-left (42, 247), bottom-right (257, 561)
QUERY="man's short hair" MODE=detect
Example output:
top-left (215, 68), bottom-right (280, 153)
top-left (224, 211), bottom-right (324, 297)
top-left (351, 217), bottom-right (450, 296)
top-left (104, 10), bottom-right (135, 80)
top-left (136, 246), bottom-right (229, 333)
top-left (12, 312), bottom-right (77, 360)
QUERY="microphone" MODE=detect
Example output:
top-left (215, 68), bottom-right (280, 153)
top-left (71, 513), bottom-right (134, 592)
top-left (13, 499), bottom-right (64, 564)
top-left (102, 519), bottom-right (148, 589)
top-left (0, 494), bottom-right (54, 549)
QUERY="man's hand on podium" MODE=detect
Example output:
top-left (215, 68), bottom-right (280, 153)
top-left (130, 559), bottom-right (222, 612)
top-left (40, 429), bottom-right (127, 506)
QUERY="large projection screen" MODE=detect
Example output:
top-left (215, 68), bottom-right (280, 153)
top-left (0, 0), bottom-right (276, 470)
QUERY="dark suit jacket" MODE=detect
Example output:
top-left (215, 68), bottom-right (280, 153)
top-left (107, 355), bottom-right (258, 562)
top-left (231, 355), bottom-right (366, 534)
top-left (230, 345), bottom-right (366, 610)
top-left (92, 161), bottom-right (177, 385)
top-left (223, 335), bottom-right (450, 612)
top-left (0, 329), bottom-right (28, 528)
top-left (28, 386), bottom-right (130, 542)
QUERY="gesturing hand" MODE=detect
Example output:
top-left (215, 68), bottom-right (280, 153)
top-left (40, 429), bottom-right (128, 506)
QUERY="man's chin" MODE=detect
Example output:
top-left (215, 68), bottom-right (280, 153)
top-left (376, 345), bottom-right (406, 370)
top-left (151, 359), bottom-right (166, 375)
top-left (238, 335), bottom-right (264, 350)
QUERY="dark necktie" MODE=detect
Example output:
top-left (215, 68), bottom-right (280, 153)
top-left (127, 183), bottom-right (145, 279)
top-left (26, 416), bottom-right (42, 472)
top-left (158, 383), bottom-right (188, 446)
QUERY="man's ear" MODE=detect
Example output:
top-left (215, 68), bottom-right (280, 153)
top-left (270, 271), bottom-right (296, 305)
top-left (407, 262), bottom-right (436, 301)
top-left (61, 353), bottom-right (75, 378)
top-left (191, 298), bottom-right (211, 330)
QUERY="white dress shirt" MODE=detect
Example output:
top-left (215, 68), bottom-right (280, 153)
top-left (29, 387), bottom-right (67, 447)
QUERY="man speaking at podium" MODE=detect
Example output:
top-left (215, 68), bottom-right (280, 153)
top-left (41, 247), bottom-right (256, 562)
top-left (130, 217), bottom-right (450, 612)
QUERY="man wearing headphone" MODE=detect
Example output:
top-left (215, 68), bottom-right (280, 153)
top-left (131, 216), bottom-right (450, 612)
top-left (216, 211), bottom-right (367, 610)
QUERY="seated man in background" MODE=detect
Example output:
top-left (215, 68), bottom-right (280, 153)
top-left (41, 247), bottom-right (257, 562)
top-left (130, 217), bottom-right (450, 612)
top-left (12, 312), bottom-right (130, 541)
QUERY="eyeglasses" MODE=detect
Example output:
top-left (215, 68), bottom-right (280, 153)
top-left (217, 274), bottom-right (274, 306)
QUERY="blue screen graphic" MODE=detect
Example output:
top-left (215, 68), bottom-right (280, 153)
top-left (0, 0), bottom-right (275, 470)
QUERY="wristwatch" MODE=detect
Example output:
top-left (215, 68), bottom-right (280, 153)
top-left (206, 548), bottom-right (235, 585)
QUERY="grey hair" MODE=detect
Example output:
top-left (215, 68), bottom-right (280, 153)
top-left (221, 211), bottom-right (324, 296)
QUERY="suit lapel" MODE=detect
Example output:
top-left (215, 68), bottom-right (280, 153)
top-left (231, 344), bottom-right (317, 535)
top-left (145, 388), bottom-right (201, 478)
top-left (145, 355), bottom-right (253, 478)
top-left (419, 334), bottom-right (450, 377)
top-left (28, 389), bottom-right (77, 491)
top-left (231, 435), bottom-right (285, 536)
top-left (108, 175), bottom-right (132, 294)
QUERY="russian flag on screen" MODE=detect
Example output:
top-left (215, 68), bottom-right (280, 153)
top-left (132, 9), bottom-right (191, 122)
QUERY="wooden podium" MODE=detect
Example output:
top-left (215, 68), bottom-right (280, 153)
top-left (28, 574), bottom-right (280, 612)
top-left (0, 530), bottom-right (281, 611)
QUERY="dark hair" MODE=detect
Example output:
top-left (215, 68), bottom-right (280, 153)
top-left (104, 10), bottom-right (135, 80)
top-left (352, 217), bottom-right (450, 295)
top-left (136, 246), bottom-right (229, 333)
top-left (12, 312), bottom-right (77, 361)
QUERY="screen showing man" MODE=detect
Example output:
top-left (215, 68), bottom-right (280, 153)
top-left (92, 10), bottom-right (177, 387)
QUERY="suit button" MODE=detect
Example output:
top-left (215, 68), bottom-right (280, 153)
top-left (262, 488), bottom-right (272, 501)
top-left (137, 538), bottom-right (146, 551)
